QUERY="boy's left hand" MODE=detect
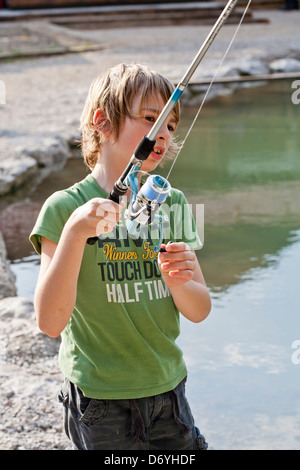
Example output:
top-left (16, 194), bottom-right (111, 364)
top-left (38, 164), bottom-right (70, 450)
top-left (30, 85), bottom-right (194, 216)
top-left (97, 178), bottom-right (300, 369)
top-left (158, 242), bottom-right (196, 288)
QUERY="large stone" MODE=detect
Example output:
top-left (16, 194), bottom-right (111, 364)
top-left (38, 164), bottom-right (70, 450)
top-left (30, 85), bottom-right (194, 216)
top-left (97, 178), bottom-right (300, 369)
top-left (0, 296), bottom-right (34, 319)
top-left (236, 59), bottom-right (270, 77)
top-left (0, 231), bottom-right (17, 299)
top-left (0, 156), bottom-right (37, 196)
top-left (14, 135), bottom-right (71, 169)
top-left (269, 58), bottom-right (300, 73)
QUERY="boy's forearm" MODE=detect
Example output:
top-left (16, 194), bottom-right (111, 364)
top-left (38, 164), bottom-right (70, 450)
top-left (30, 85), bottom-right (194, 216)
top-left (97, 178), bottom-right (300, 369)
top-left (34, 224), bottom-right (86, 337)
top-left (169, 280), bottom-right (211, 323)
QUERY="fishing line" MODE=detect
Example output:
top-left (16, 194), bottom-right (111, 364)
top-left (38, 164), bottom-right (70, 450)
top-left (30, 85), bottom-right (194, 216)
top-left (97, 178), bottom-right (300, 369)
top-left (166, 0), bottom-right (252, 181)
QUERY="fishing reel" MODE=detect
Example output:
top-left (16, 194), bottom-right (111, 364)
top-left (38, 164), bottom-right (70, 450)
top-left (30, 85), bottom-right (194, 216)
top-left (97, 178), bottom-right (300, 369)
top-left (126, 174), bottom-right (171, 226)
top-left (125, 172), bottom-right (171, 251)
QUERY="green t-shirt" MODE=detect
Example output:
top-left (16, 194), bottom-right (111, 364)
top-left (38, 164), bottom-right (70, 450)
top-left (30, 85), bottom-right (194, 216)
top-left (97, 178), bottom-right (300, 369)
top-left (30, 174), bottom-right (202, 399)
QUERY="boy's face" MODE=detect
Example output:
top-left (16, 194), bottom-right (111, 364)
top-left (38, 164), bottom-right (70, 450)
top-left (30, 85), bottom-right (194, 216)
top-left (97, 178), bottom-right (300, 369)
top-left (111, 93), bottom-right (177, 174)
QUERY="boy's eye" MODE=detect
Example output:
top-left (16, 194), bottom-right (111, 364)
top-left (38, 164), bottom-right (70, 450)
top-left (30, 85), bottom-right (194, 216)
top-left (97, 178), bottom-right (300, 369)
top-left (145, 116), bottom-right (176, 132)
top-left (145, 115), bottom-right (155, 123)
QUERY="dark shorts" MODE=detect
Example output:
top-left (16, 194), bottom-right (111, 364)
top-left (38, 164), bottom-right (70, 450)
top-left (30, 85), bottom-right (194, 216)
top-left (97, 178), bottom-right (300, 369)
top-left (58, 377), bottom-right (207, 450)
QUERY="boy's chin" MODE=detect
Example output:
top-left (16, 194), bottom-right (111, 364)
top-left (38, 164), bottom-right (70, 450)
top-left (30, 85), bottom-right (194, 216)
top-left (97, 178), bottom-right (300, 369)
top-left (142, 161), bottom-right (160, 173)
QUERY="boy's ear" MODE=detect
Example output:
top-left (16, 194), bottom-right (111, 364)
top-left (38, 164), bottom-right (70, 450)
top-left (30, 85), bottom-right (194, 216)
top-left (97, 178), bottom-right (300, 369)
top-left (93, 109), bottom-right (111, 136)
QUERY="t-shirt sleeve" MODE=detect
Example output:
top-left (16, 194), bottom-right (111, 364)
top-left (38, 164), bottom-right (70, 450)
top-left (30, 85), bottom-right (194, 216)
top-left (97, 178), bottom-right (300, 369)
top-left (167, 189), bottom-right (203, 250)
top-left (29, 190), bottom-right (78, 255)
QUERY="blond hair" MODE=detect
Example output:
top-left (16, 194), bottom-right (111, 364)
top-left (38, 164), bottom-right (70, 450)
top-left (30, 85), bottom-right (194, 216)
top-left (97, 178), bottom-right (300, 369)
top-left (80, 63), bottom-right (180, 170)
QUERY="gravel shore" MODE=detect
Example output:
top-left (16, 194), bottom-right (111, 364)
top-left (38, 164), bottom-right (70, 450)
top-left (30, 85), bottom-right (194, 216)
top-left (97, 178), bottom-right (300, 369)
top-left (0, 7), bottom-right (300, 450)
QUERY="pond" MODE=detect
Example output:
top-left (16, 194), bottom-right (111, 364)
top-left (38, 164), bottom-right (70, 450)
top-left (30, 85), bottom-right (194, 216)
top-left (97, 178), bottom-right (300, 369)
top-left (2, 80), bottom-right (300, 450)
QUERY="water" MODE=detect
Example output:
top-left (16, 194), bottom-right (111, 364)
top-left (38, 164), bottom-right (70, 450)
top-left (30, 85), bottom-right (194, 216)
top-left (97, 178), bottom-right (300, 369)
top-left (3, 80), bottom-right (300, 449)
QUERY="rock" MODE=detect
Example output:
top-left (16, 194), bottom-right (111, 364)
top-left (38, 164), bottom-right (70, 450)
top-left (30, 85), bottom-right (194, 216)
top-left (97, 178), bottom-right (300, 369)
top-left (181, 59), bottom-right (271, 107)
top-left (14, 135), bottom-right (71, 168)
top-left (0, 296), bottom-right (61, 364)
top-left (0, 199), bottom-right (39, 260)
top-left (0, 295), bottom-right (70, 450)
top-left (236, 59), bottom-right (270, 77)
top-left (0, 296), bottom-right (34, 319)
top-left (0, 135), bottom-right (71, 197)
top-left (0, 156), bottom-right (37, 196)
top-left (269, 58), bottom-right (300, 73)
top-left (0, 231), bottom-right (16, 299)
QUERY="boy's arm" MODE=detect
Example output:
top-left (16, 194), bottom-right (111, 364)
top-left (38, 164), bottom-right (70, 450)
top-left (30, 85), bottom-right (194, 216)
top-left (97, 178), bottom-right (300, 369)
top-left (34, 197), bottom-right (123, 337)
top-left (158, 242), bottom-right (211, 323)
top-left (34, 230), bottom-right (86, 338)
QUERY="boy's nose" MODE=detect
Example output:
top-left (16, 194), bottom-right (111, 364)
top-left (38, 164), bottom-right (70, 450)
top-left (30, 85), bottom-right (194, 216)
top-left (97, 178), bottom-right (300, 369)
top-left (157, 122), bottom-right (171, 141)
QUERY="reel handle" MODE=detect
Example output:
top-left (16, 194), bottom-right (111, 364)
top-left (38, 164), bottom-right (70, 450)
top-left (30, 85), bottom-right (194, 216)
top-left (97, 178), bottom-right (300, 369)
top-left (159, 241), bottom-right (174, 252)
top-left (86, 237), bottom-right (99, 245)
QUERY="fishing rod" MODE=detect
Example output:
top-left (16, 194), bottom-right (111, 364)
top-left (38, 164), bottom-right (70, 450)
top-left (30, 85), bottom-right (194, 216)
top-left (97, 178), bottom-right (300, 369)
top-left (87, 0), bottom-right (240, 246)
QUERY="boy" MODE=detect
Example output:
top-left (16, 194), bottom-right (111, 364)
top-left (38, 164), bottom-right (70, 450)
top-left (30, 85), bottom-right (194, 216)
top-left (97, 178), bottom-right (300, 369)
top-left (30, 63), bottom-right (211, 450)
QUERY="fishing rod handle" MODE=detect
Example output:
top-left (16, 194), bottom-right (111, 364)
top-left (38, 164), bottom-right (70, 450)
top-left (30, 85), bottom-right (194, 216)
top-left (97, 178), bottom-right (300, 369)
top-left (85, 190), bottom-right (117, 245)
top-left (86, 190), bottom-right (120, 245)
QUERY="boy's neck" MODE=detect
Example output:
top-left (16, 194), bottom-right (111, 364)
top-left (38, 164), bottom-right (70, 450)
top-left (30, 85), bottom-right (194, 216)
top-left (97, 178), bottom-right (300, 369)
top-left (91, 162), bottom-right (134, 197)
top-left (91, 163), bottom-right (114, 194)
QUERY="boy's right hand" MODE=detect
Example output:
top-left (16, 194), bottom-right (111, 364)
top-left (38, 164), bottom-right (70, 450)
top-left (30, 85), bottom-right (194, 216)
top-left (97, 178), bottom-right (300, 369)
top-left (66, 198), bottom-right (126, 241)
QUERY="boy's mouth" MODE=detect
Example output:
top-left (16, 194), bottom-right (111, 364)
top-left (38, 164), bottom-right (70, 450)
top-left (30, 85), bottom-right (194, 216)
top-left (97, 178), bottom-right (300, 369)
top-left (151, 146), bottom-right (165, 161)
